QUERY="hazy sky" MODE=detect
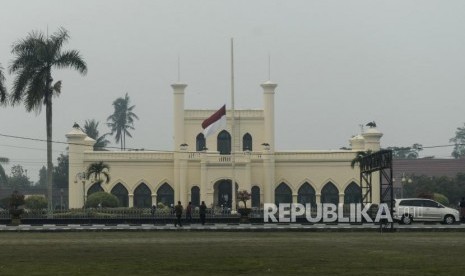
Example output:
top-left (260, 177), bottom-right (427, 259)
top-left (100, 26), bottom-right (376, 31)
top-left (1, 0), bottom-right (465, 181)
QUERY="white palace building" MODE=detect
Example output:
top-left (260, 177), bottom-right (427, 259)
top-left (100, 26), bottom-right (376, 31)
top-left (67, 81), bottom-right (383, 209)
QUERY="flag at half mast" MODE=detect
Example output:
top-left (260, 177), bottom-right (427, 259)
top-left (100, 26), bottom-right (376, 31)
top-left (202, 105), bottom-right (226, 138)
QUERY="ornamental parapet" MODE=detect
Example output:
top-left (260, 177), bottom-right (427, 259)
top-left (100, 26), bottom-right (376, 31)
top-left (83, 151), bottom-right (174, 162)
top-left (83, 150), bottom-right (356, 164)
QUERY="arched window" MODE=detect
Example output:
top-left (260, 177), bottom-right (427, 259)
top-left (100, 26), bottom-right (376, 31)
top-left (321, 182), bottom-right (339, 205)
top-left (298, 182), bottom-right (316, 206)
top-left (191, 186), bottom-right (200, 206)
top-left (157, 183), bottom-right (174, 207)
top-left (217, 130), bottom-right (231, 155)
top-left (344, 182), bottom-right (361, 204)
top-left (275, 182), bottom-right (292, 205)
top-left (243, 133), bottom-right (252, 151)
top-left (87, 183), bottom-right (104, 196)
top-left (134, 183), bottom-right (152, 208)
top-left (111, 183), bottom-right (129, 207)
top-left (251, 186), bottom-right (260, 208)
top-left (196, 133), bottom-right (206, 151)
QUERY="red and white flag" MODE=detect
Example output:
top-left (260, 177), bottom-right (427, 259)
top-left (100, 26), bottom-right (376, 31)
top-left (202, 105), bottom-right (226, 138)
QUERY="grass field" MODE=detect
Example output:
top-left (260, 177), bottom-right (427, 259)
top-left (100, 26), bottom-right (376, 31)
top-left (0, 232), bottom-right (464, 275)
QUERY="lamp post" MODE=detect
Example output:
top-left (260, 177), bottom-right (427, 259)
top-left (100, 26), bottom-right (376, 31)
top-left (60, 188), bottom-right (64, 210)
top-left (400, 173), bottom-right (412, 198)
top-left (76, 172), bottom-right (87, 208)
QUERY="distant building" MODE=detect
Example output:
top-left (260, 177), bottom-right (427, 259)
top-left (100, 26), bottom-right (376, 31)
top-left (393, 158), bottom-right (465, 197)
top-left (67, 81), bottom-right (383, 209)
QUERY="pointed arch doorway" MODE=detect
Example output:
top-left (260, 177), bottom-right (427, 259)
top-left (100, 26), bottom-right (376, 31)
top-left (213, 179), bottom-right (238, 208)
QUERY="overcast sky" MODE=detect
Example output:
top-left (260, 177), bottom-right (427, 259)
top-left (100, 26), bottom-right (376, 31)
top-left (1, 0), bottom-right (465, 182)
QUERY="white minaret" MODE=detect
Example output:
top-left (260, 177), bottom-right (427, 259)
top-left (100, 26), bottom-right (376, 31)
top-left (172, 83), bottom-right (187, 150)
top-left (362, 127), bottom-right (383, 152)
top-left (261, 80), bottom-right (277, 205)
top-left (172, 83), bottom-right (187, 204)
top-left (261, 81), bottom-right (277, 152)
top-left (66, 124), bottom-right (95, 208)
top-left (350, 135), bottom-right (365, 151)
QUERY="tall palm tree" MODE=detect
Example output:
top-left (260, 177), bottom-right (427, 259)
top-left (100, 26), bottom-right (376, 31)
top-left (86, 161), bottom-right (110, 189)
top-left (9, 28), bottom-right (87, 211)
top-left (0, 157), bottom-right (9, 185)
top-left (107, 93), bottom-right (138, 150)
top-left (0, 64), bottom-right (7, 104)
top-left (83, 119), bottom-right (110, 151)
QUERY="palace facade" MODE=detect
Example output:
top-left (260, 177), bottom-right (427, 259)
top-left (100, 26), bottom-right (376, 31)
top-left (67, 81), bottom-right (383, 209)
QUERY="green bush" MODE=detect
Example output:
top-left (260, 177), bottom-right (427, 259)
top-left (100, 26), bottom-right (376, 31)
top-left (25, 195), bottom-right (47, 209)
top-left (433, 193), bottom-right (449, 206)
top-left (0, 197), bottom-right (9, 209)
top-left (85, 192), bottom-right (119, 208)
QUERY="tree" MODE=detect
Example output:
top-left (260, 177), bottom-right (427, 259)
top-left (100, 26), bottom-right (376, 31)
top-left (83, 119), bottom-right (110, 151)
top-left (0, 63), bottom-right (7, 104)
top-left (9, 190), bottom-right (25, 218)
top-left (0, 66), bottom-right (9, 186)
top-left (0, 157), bottom-right (9, 186)
top-left (7, 164), bottom-right (31, 190)
top-left (402, 174), bottom-right (465, 207)
top-left (237, 190), bottom-right (251, 209)
top-left (85, 192), bottom-right (118, 208)
top-left (9, 28), bottom-right (87, 211)
top-left (86, 161), bottom-right (110, 188)
top-left (385, 144), bottom-right (423, 159)
top-left (36, 166), bottom-right (47, 187)
top-left (25, 195), bottom-right (48, 209)
top-left (107, 93), bottom-right (138, 150)
top-left (53, 153), bottom-right (69, 189)
top-left (450, 124), bottom-right (465, 158)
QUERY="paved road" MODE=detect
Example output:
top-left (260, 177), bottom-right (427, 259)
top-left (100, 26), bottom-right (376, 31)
top-left (1, 222), bottom-right (464, 232)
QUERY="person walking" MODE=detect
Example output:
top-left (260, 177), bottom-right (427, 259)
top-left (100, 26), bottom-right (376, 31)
top-left (186, 202), bottom-right (193, 223)
top-left (151, 204), bottom-right (156, 223)
top-left (199, 201), bottom-right (207, 225)
top-left (174, 201), bottom-right (183, 227)
top-left (460, 197), bottom-right (465, 222)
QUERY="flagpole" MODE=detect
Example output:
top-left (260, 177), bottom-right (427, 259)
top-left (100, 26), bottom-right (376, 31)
top-left (231, 38), bottom-right (236, 211)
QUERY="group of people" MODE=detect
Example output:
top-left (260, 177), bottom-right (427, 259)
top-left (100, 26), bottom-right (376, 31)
top-left (174, 201), bottom-right (207, 227)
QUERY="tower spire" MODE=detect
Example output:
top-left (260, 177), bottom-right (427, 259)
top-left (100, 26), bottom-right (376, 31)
top-left (177, 54), bottom-right (181, 82)
top-left (268, 53), bottom-right (271, 80)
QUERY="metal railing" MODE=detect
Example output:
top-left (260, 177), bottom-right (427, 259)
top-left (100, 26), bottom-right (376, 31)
top-left (0, 207), bottom-right (266, 220)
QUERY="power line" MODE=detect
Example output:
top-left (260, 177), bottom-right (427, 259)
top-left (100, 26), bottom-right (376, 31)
top-left (0, 132), bottom-right (172, 153)
top-left (1, 131), bottom-right (464, 156)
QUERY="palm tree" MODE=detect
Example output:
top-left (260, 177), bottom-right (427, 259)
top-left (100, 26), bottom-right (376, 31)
top-left (107, 93), bottom-right (138, 150)
top-left (0, 63), bottom-right (7, 104)
top-left (9, 28), bottom-right (87, 211)
top-left (86, 161), bottom-right (110, 189)
top-left (350, 150), bottom-right (372, 169)
top-left (0, 157), bottom-right (9, 185)
top-left (83, 119), bottom-right (110, 151)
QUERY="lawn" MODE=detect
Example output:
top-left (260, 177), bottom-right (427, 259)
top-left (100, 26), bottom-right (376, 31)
top-left (0, 232), bottom-right (464, 275)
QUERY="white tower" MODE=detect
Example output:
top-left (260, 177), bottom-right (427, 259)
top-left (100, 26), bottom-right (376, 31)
top-left (261, 81), bottom-right (277, 204)
top-left (172, 83), bottom-right (188, 204)
top-left (66, 124), bottom-right (95, 208)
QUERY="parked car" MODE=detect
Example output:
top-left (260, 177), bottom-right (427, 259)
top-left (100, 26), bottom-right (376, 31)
top-left (393, 198), bottom-right (459, 225)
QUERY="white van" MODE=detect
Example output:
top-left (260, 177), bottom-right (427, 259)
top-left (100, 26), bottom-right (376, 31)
top-left (393, 198), bottom-right (460, 225)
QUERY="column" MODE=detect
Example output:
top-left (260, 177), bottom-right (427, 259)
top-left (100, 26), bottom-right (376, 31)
top-left (129, 194), bottom-right (134, 207)
top-left (179, 151), bottom-right (188, 205)
top-left (66, 124), bottom-right (93, 209)
top-left (261, 81), bottom-right (277, 152)
top-left (172, 83), bottom-right (187, 205)
top-left (200, 154), bottom-right (208, 205)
